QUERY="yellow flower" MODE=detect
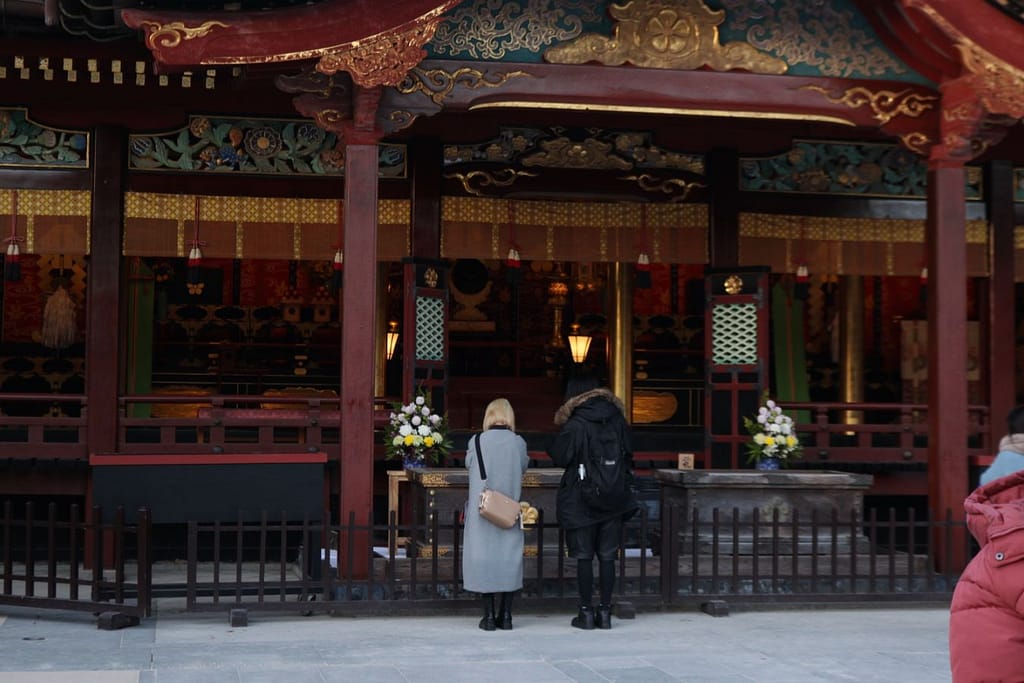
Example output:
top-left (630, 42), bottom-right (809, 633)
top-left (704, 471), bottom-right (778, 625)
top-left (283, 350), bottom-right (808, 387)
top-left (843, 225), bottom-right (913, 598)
top-left (764, 436), bottom-right (776, 447)
top-left (403, 435), bottom-right (415, 446)
top-left (424, 436), bottom-right (434, 447)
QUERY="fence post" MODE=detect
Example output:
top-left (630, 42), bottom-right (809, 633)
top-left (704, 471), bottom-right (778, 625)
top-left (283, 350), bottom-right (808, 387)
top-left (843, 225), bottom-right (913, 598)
top-left (137, 508), bottom-right (151, 617)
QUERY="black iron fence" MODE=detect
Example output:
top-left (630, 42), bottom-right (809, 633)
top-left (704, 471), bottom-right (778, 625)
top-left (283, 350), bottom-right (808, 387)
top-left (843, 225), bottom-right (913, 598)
top-left (0, 502), bottom-right (151, 617)
top-left (0, 501), bottom-right (967, 621)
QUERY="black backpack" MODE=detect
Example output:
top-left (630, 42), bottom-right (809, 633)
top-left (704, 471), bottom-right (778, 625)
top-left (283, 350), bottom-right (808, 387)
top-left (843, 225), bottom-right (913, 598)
top-left (577, 422), bottom-right (634, 513)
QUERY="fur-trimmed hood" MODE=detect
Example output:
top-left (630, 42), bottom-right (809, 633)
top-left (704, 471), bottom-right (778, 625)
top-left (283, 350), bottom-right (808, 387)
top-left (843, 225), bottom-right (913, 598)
top-left (553, 387), bottom-right (626, 426)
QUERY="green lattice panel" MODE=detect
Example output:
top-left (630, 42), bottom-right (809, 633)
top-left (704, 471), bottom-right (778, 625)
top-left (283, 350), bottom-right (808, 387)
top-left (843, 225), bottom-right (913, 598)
top-left (711, 303), bottom-right (758, 365)
top-left (415, 297), bottom-right (446, 362)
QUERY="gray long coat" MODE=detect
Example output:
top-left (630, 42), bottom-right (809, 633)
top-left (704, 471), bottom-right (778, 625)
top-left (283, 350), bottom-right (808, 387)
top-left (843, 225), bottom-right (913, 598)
top-left (462, 427), bottom-right (529, 593)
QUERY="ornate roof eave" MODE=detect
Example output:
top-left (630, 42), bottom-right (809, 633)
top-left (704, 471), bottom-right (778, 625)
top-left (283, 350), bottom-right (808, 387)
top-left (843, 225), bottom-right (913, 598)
top-left (379, 59), bottom-right (942, 144)
top-left (857, 0), bottom-right (1024, 162)
top-left (120, 0), bottom-right (462, 88)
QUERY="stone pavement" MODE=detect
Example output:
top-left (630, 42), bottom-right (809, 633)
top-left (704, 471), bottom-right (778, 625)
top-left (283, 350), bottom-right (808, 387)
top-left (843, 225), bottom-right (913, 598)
top-left (0, 601), bottom-right (952, 682)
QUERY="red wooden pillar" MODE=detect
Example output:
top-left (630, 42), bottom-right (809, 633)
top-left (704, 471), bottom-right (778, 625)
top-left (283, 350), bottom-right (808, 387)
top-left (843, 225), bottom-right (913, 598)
top-left (339, 136), bottom-right (379, 575)
top-left (86, 125), bottom-right (125, 568)
top-left (984, 160), bottom-right (1016, 445)
top-left (925, 158), bottom-right (969, 570)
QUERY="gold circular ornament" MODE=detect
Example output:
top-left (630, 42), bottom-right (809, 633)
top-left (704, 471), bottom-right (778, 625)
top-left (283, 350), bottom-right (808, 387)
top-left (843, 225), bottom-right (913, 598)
top-left (724, 275), bottom-right (743, 294)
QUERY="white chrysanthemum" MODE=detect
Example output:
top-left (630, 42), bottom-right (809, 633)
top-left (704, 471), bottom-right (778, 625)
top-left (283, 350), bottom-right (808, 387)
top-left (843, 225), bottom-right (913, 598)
top-left (421, 406), bottom-right (431, 417)
top-left (754, 433), bottom-right (766, 445)
top-left (411, 415), bottom-right (421, 426)
top-left (403, 404), bottom-right (415, 415)
top-left (391, 435), bottom-right (403, 446)
top-left (432, 431), bottom-right (443, 442)
top-left (766, 400), bottom-right (776, 410)
top-left (417, 424), bottom-right (431, 436)
top-left (429, 414), bottom-right (441, 425)
top-left (781, 423), bottom-right (791, 435)
top-left (415, 396), bottom-right (425, 406)
top-left (399, 424), bottom-right (413, 437)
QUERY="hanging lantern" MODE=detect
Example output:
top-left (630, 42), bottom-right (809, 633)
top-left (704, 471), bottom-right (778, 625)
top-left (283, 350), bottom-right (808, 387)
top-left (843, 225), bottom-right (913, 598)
top-left (795, 264), bottom-right (810, 300)
top-left (635, 252), bottom-right (652, 289)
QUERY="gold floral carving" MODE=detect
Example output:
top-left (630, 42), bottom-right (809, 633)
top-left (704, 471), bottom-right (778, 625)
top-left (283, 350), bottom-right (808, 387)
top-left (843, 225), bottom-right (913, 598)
top-left (317, 21), bottom-right (441, 88)
top-left (443, 169), bottom-right (539, 197)
top-left (139, 20), bottom-right (229, 49)
top-left (800, 85), bottom-right (937, 125)
top-left (621, 174), bottom-right (706, 202)
top-left (544, 0), bottom-right (787, 74)
top-left (521, 138), bottom-right (632, 170)
top-left (396, 67), bottom-right (533, 105)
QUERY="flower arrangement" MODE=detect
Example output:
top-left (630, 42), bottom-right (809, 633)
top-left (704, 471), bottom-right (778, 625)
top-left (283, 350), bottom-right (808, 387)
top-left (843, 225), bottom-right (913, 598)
top-left (743, 396), bottom-right (803, 467)
top-left (385, 391), bottom-right (452, 467)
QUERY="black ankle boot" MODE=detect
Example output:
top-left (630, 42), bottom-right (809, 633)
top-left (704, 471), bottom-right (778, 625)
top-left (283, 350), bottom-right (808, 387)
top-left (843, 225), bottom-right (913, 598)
top-left (595, 604), bottom-right (612, 630)
top-left (496, 592), bottom-right (513, 630)
top-left (479, 593), bottom-right (496, 631)
top-left (571, 605), bottom-right (595, 630)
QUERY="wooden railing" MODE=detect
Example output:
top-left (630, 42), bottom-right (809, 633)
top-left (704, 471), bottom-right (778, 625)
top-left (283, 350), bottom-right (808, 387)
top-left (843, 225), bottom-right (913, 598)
top-left (0, 393), bottom-right (88, 460)
top-left (0, 396), bottom-right (994, 471)
top-left (778, 401), bottom-right (991, 465)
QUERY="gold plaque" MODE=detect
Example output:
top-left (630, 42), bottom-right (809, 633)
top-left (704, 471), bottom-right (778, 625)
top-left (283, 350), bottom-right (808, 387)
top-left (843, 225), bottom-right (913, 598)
top-left (724, 275), bottom-right (743, 294)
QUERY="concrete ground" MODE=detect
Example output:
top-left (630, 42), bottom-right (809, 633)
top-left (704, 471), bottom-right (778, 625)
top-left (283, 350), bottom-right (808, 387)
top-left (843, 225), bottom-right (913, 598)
top-left (0, 599), bottom-right (953, 682)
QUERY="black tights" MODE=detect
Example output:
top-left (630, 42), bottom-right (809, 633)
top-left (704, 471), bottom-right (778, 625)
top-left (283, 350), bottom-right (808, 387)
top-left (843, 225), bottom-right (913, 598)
top-left (577, 558), bottom-right (615, 607)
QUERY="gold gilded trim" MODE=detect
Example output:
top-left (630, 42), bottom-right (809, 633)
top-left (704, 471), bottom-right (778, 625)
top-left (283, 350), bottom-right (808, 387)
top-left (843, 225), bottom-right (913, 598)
top-left (899, 132), bottom-right (932, 156)
top-left (139, 20), bottom-right (228, 50)
top-left (622, 174), bottom-right (706, 202)
top-left (443, 169), bottom-right (539, 197)
top-left (800, 85), bottom-right (937, 124)
top-left (544, 0), bottom-right (787, 75)
top-left (468, 100), bottom-right (856, 125)
top-left (396, 66), bottom-right (532, 105)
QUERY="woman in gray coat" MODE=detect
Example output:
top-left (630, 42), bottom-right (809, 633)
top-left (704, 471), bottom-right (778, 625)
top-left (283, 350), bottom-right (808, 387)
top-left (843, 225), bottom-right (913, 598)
top-left (463, 398), bottom-right (529, 631)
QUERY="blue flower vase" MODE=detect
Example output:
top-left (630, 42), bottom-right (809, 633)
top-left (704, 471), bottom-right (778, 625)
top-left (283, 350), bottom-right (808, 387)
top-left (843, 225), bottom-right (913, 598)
top-left (756, 457), bottom-right (782, 471)
top-left (403, 454), bottom-right (426, 469)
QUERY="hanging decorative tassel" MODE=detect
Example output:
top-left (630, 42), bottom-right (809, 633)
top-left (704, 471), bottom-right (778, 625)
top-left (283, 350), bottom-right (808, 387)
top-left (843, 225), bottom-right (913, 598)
top-left (919, 266), bottom-right (928, 308)
top-left (794, 264), bottom-right (810, 300)
top-left (505, 202), bottom-right (521, 285)
top-left (635, 252), bottom-right (652, 289)
top-left (331, 247), bottom-right (343, 293)
top-left (331, 199), bottom-right (344, 293)
top-left (4, 190), bottom-right (22, 282)
top-left (42, 285), bottom-right (77, 350)
top-left (505, 246), bottom-right (521, 285)
top-left (186, 196), bottom-right (206, 295)
top-left (635, 204), bottom-right (652, 289)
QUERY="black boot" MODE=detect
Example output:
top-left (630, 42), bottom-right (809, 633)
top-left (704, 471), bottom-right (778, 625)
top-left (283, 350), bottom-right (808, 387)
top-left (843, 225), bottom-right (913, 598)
top-left (479, 593), bottom-right (496, 631)
top-left (496, 592), bottom-right (513, 630)
top-left (595, 604), bottom-right (612, 630)
top-left (571, 605), bottom-right (595, 630)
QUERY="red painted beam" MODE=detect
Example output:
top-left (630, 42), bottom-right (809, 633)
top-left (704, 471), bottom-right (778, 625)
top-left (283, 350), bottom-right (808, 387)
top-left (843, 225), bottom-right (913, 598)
top-left (121, 0), bottom-right (461, 66)
top-left (90, 453), bottom-right (327, 466)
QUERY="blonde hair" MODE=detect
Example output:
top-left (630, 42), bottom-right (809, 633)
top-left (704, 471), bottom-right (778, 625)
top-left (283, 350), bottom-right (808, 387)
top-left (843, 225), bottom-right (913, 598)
top-left (482, 398), bottom-right (516, 432)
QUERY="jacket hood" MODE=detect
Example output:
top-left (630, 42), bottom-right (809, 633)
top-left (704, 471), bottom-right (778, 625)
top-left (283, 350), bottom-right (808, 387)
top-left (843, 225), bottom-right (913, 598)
top-left (553, 387), bottom-right (626, 426)
top-left (964, 470), bottom-right (1024, 546)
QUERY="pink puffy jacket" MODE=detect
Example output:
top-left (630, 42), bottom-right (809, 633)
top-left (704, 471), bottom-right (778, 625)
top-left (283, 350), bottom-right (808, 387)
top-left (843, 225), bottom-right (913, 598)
top-left (949, 471), bottom-right (1024, 683)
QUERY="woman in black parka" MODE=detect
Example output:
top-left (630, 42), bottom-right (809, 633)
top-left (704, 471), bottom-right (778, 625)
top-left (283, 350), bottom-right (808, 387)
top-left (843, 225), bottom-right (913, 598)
top-left (549, 370), bottom-right (637, 630)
